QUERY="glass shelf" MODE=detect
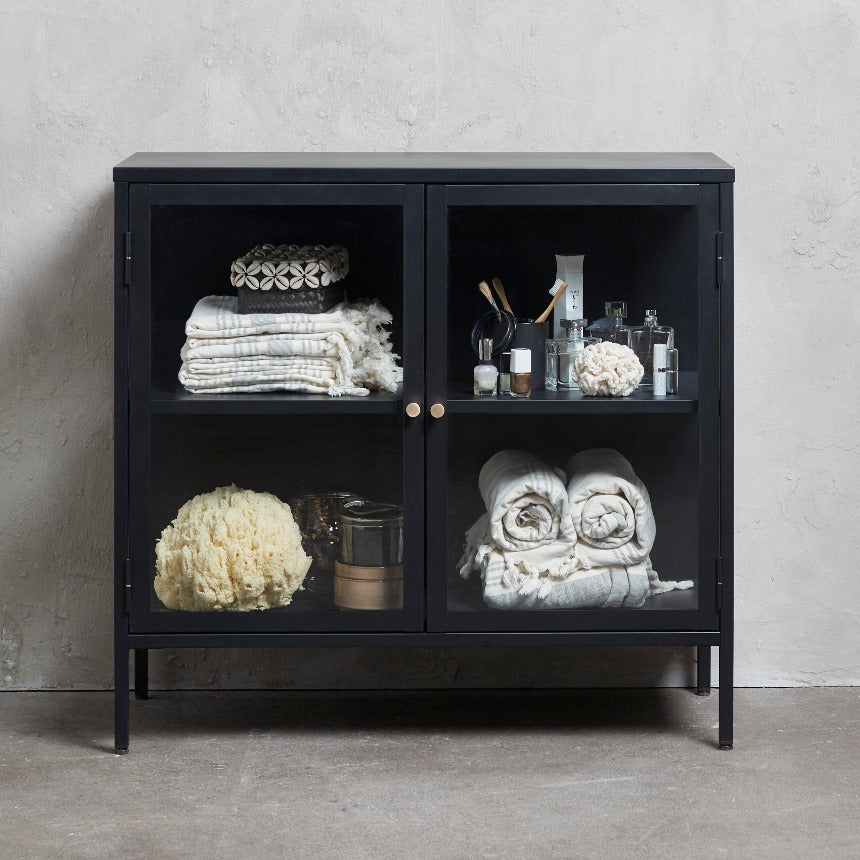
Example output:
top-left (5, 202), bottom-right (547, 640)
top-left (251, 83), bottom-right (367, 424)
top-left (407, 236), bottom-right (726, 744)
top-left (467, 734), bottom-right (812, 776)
top-left (446, 372), bottom-right (698, 414)
top-left (150, 381), bottom-right (404, 414)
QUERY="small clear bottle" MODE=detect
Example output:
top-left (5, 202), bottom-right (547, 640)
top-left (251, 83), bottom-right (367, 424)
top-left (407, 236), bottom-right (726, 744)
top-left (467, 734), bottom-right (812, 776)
top-left (630, 309), bottom-right (674, 385)
top-left (545, 319), bottom-right (600, 390)
top-left (473, 338), bottom-right (498, 396)
top-left (591, 301), bottom-right (631, 346)
top-left (498, 351), bottom-right (512, 395)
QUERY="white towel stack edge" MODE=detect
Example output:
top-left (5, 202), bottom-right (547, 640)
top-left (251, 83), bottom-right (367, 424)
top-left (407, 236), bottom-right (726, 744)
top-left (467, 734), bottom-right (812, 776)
top-left (178, 295), bottom-right (403, 397)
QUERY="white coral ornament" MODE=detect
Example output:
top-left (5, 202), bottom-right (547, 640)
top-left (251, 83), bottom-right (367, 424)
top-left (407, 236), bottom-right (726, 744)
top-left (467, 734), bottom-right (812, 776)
top-left (573, 342), bottom-right (644, 397)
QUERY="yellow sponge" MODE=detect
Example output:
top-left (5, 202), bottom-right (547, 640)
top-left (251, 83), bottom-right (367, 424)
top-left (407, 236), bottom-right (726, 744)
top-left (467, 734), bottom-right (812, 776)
top-left (154, 485), bottom-right (311, 611)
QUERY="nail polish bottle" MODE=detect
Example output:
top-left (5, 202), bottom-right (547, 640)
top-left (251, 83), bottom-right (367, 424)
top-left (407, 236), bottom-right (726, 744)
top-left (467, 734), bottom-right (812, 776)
top-left (473, 338), bottom-right (499, 396)
top-left (509, 348), bottom-right (532, 397)
top-left (499, 351), bottom-right (512, 395)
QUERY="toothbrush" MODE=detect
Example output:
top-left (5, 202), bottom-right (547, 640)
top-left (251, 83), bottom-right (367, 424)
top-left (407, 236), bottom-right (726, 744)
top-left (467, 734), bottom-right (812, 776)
top-left (534, 279), bottom-right (567, 324)
top-left (491, 277), bottom-right (514, 315)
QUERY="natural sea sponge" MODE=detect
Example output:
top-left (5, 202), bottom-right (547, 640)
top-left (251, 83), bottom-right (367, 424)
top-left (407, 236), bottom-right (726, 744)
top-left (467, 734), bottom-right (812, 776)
top-left (574, 342), bottom-right (644, 397)
top-left (154, 485), bottom-right (311, 611)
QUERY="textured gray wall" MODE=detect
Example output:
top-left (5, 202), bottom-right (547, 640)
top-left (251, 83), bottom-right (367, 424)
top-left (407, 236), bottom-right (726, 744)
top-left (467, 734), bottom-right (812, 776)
top-left (1, 1), bottom-right (857, 690)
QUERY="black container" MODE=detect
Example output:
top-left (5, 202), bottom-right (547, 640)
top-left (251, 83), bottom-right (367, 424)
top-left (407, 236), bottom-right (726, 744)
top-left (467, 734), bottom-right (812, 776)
top-left (511, 319), bottom-right (549, 390)
top-left (237, 282), bottom-right (344, 314)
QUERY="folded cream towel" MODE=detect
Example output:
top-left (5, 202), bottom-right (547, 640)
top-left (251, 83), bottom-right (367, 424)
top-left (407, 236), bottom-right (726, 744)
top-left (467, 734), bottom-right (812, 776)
top-left (179, 296), bottom-right (402, 396)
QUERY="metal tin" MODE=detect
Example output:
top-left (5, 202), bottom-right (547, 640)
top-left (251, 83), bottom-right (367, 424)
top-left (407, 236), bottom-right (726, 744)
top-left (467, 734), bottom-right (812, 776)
top-left (334, 561), bottom-right (403, 610)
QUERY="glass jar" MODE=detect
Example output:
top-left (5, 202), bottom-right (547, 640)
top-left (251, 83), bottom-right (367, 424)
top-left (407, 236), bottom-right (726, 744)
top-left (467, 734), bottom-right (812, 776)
top-left (339, 500), bottom-right (404, 567)
top-left (545, 319), bottom-right (600, 390)
top-left (336, 500), bottom-right (404, 611)
top-left (291, 491), bottom-right (363, 597)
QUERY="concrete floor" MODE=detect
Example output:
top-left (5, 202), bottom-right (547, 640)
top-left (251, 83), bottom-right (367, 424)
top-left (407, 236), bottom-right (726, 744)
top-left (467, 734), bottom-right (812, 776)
top-left (0, 689), bottom-right (857, 859)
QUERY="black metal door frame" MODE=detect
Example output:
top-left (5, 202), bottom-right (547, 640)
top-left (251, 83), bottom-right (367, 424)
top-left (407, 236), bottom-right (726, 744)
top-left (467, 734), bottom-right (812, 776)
top-left (425, 182), bottom-right (723, 634)
top-left (125, 183), bottom-right (426, 635)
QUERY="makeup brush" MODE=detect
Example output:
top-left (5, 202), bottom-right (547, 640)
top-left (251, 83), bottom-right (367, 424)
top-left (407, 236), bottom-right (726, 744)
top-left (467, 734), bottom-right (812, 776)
top-left (478, 280), bottom-right (502, 318)
top-left (534, 279), bottom-right (567, 324)
top-left (491, 277), bottom-right (514, 314)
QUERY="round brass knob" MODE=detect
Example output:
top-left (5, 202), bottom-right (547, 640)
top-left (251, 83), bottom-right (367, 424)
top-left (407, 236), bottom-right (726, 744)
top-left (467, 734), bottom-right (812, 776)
top-left (405, 402), bottom-right (421, 418)
top-left (430, 403), bottom-right (445, 419)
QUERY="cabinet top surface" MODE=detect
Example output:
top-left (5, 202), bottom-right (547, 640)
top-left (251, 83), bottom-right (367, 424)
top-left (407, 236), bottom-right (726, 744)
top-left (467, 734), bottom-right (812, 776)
top-left (114, 152), bottom-right (734, 183)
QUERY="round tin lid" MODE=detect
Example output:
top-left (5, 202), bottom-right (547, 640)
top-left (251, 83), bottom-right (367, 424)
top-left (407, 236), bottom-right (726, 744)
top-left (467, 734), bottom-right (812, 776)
top-left (341, 500), bottom-right (403, 526)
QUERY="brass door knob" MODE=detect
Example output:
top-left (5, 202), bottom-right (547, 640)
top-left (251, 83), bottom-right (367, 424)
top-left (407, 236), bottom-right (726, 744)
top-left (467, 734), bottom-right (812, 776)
top-left (430, 403), bottom-right (445, 419)
top-left (405, 402), bottom-right (421, 418)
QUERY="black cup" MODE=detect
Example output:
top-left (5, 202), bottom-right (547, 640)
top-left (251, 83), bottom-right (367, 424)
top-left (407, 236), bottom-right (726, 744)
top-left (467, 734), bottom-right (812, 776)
top-left (511, 320), bottom-right (549, 390)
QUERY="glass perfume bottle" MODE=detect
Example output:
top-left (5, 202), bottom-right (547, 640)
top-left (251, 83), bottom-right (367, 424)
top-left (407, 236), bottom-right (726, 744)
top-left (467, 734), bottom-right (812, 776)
top-left (473, 337), bottom-right (499, 396)
top-left (589, 301), bottom-right (631, 346)
top-left (630, 309), bottom-right (674, 385)
top-left (545, 319), bottom-right (600, 390)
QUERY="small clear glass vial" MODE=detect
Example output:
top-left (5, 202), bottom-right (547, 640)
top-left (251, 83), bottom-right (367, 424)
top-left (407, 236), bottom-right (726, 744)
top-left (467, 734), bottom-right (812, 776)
top-left (473, 338), bottom-right (498, 396)
top-left (545, 319), bottom-right (600, 390)
top-left (599, 301), bottom-right (632, 347)
top-left (631, 309), bottom-right (675, 385)
top-left (498, 351), bottom-right (512, 395)
top-left (509, 348), bottom-right (531, 397)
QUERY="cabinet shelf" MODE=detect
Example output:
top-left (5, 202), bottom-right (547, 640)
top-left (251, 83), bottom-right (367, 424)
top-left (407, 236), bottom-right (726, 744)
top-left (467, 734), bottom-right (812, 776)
top-left (150, 382), bottom-right (404, 414)
top-left (446, 372), bottom-right (698, 414)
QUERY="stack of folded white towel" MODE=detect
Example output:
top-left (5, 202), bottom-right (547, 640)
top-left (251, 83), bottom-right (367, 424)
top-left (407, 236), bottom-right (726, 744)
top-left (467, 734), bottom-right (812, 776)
top-left (459, 448), bottom-right (692, 609)
top-left (178, 295), bottom-right (403, 397)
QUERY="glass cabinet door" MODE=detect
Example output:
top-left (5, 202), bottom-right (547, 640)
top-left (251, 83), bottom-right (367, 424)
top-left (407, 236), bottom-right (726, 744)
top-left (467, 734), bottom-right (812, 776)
top-left (126, 183), bottom-right (424, 633)
top-left (426, 183), bottom-right (720, 632)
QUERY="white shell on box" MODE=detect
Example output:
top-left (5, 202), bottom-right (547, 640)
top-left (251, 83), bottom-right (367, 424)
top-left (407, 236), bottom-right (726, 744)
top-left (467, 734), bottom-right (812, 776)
top-left (230, 244), bottom-right (349, 291)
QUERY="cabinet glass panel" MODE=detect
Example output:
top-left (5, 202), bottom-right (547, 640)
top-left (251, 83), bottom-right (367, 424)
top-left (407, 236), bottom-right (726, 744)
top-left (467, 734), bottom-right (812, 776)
top-left (149, 202), bottom-right (404, 401)
top-left (445, 204), bottom-right (699, 397)
top-left (447, 414), bottom-right (700, 618)
top-left (127, 184), bottom-right (423, 634)
top-left (138, 413), bottom-right (411, 631)
top-left (427, 186), bottom-right (719, 632)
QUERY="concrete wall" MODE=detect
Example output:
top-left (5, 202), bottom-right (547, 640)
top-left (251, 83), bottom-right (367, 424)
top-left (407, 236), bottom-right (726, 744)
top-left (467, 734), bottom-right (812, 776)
top-left (1, 1), bottom-right (857, 690)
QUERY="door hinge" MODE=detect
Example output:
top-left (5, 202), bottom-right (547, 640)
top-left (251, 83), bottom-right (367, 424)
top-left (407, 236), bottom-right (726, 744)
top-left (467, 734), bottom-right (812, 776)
top-left (715, 232), bottom-right (723, 289)
top-left (124, 232), bottom-right (132, 286)
top-left (716, 556), bottom-right (724, 610)
top-left (124, 558), bottom-right (132, 614)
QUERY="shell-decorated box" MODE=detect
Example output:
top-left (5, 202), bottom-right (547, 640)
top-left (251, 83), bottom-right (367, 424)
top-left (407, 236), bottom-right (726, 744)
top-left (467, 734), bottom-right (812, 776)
top-left (231, 244), bottom-right (349, 292)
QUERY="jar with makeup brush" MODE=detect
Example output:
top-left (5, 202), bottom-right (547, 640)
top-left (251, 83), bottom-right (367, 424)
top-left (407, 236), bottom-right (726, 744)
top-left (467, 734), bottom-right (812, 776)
top-left (510, 320), bottom-right (548, 390)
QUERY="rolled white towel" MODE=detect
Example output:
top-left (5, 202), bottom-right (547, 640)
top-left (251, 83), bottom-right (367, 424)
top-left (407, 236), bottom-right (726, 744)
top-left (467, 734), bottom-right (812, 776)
top-left (566, 448), bottom-right (656, 569)
top-left (566, 448), bottom-right (692, 595)
top-left (479, 450), bottom-right (575, 552)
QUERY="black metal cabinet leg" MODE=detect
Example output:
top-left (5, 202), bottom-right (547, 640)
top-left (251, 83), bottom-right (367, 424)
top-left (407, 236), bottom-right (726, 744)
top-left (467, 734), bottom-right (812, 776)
top-left (696, 645), bottom-right (711, 695)
top-left (134, 649), bottom-right (149, 700)
top-left (719, 641), bottom-right (733, 749)
top-left (114, 640), bottom-right (129, 755)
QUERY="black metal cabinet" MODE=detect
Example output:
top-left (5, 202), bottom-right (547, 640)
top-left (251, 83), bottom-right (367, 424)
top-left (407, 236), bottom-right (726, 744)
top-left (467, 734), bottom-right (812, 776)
top-left (114, 153), bottom-right (734, 753)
